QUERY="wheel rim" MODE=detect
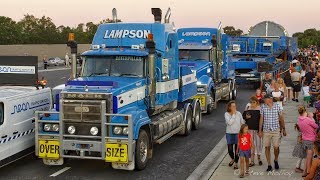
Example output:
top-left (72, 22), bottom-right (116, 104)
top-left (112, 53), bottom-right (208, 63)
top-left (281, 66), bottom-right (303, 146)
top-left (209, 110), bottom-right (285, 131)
top-left (139, 140), bottom-right (148, 163)
top-left (187, 113), bottom-right (192, 131)
top-left (195, 107), bottom-right (201, 125)
top-left (209, 96), bottom-right (214, 110)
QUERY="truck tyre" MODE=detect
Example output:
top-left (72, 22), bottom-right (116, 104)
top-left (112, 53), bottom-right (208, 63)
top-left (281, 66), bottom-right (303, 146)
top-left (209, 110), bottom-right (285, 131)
top-left (232, 89), bottom-right (237, 100)
top-left (135, 129), bottom-right (149, 170)
top-left (206, 91), bottom-right (214, 114)
top-left (182, 105), bottom-right (193, 136)
top-left (192, 101), bottom-right (202, 130)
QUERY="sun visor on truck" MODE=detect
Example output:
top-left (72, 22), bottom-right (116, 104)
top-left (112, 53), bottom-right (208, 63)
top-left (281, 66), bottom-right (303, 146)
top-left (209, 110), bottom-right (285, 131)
top-left (0, 56), bottom-right (38, 86)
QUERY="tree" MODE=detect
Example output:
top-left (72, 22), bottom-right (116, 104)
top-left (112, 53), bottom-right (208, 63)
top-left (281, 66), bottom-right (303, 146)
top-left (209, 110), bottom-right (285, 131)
top-left (223, 26), bottom-right (243, 37)
top-left (0, 16), bottom-right (21, 44)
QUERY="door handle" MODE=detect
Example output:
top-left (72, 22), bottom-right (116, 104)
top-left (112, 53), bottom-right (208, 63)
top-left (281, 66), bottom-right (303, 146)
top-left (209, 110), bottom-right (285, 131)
top-left (13, 131), bottom-right (18, 135)
top-left (1, 135), bottom-right (7, 138)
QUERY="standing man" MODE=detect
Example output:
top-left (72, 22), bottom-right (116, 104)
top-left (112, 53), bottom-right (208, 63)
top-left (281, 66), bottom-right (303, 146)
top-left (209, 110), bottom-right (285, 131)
top-left (43, 55), bottom-right (48, 70)
top-left (260, 72), bottom-right (272, 91)
top-left (310, 70), bottom-right (320, 106)
top-left (259, 94), bottom-right (286, 172)
top-left (65, 52), bottom-right (70, 68)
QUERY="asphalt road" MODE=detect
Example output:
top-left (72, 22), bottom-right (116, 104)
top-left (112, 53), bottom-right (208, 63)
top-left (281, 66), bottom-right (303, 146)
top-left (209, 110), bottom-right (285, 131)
top-left (0, 68), bottom-right (254, 180)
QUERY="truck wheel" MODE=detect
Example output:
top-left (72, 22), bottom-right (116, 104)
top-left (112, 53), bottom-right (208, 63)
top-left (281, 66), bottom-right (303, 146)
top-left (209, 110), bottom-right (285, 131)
top-left (206, 91), bottom-right (214, 114)
top-left (232, 89), bottom-right (237, 100)
top-left (135, 130), bottom-right (149, 170)
top-left (192, 101), bottom-right (202, 130)
top-left (182, 106), bottom-right (193, 136)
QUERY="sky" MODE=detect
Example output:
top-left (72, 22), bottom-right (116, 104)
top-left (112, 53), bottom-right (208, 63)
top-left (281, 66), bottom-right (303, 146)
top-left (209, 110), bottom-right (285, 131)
top-left (2, 0), bottom-right (320, 35)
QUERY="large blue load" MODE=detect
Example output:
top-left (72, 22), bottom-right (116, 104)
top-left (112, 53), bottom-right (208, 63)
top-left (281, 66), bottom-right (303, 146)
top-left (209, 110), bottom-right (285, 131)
top-left (177, 27), bottom-right (236, 113)
top-left (34, 8), bottom-right (201, 171)
top-left (229, 21), bottom-right (298, 87)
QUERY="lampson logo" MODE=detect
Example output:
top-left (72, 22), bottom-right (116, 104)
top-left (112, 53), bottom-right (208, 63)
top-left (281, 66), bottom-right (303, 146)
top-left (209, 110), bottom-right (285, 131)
top-left (0, 66), bottom-right (35, 74)
top-left (104, 30), bottom-right (151, 39)
top-left (182, 32), bottom-right (211, 37)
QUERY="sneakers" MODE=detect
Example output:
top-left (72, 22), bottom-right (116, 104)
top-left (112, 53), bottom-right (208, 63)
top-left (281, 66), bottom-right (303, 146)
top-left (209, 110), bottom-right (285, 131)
top-left (266, 165), bottom-right (273, 171)
top-left (274, 160), bottom-right (279, 170)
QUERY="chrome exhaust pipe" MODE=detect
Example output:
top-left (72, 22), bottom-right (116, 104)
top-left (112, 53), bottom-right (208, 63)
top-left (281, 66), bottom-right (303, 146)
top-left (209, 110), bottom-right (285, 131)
top-left (112, 8), bottom-right (118, 23)
top-left (164, 7), bottom-right (171, 23)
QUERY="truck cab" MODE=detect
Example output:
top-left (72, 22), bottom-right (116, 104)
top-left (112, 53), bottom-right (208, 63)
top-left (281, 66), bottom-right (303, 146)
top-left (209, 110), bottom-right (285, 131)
top-left (178, 28), bottom-right (236, 113)
top-left (0, 56), bottom-right (52, 167)
top-left (35, 8), bottom-right (200, 171)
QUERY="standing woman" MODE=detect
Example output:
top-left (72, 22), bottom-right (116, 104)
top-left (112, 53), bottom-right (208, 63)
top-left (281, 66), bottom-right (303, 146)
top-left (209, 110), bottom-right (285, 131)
top-left (225, 101), bottom-right (245, 169)
top-left (243, 96), bottom-right (262, 167)
top-left (277, 78), bottom-right (287, 105)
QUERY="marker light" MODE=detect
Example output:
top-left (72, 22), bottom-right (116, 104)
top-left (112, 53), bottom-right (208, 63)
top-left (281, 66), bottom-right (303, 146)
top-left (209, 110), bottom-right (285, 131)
top-left (68, 125), bottom-right (76, 134)
top-left (68, 33), bottom-right (75, 41)
top-left (147, 33), bottom-right (154, 41)
top-left (90, 127), bottom-right (99, 136)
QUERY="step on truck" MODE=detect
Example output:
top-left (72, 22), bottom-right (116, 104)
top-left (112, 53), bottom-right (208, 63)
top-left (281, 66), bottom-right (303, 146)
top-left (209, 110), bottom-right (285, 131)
top-left (0, 56), bottom-right (52, 167)
top-left (34, 8), bottom-right (201, 171)
top-left (177, 27), bottom-right (236, 113)
top-left (229, 21), bottom-right (298, 88)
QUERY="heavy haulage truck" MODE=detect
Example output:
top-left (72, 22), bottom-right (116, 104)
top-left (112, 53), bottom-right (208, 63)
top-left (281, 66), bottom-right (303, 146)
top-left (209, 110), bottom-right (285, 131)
top-left (35, 8), bottom-right (202, 171)
top-left (229, 21), bottom-right (298, 88)
top-left (178, 27), bottom-right (236, 113)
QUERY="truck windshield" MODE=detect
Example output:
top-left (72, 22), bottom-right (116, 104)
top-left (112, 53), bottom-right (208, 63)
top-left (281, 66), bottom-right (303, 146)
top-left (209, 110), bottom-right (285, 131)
top-left (179, 50), bottom-right (210, 61)
top-left (0, 103), bottom-right (3, 126)
top-left (81, 56), bottom-right (145, 77)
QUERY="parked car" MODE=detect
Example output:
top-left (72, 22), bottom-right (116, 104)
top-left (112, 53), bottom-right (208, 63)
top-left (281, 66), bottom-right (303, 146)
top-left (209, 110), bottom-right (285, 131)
top-left (47, 57), bottom-right (65, 66)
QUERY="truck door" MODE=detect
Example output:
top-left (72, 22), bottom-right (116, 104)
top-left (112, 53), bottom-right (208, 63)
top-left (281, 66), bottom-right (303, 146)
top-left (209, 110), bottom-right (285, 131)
top-left (0, 101), bottom-right (12, 161)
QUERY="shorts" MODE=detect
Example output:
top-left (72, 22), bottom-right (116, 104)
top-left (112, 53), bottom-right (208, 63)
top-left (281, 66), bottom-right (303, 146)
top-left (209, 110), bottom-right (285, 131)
top-left (286, 86), bottom-right (292, 90)
top-left (302, 140), bottom-right (313, 151)
top-left (226, 133), bottom-right (238, 144)
top-left (292, 82), bottom-right (301, 92)
top-left (239, 150), bottom-right (251, 158)
top-left (304, 96), bottom-right (311, 102)
top-left (263, 129), bottom-right (281, 148)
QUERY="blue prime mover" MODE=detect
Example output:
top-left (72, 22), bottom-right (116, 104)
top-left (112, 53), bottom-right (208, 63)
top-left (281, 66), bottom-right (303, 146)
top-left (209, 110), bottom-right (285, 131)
top-left (177, 27), bottom-right (236, 113)
top-left (34, 8), bottom-right (202, 171)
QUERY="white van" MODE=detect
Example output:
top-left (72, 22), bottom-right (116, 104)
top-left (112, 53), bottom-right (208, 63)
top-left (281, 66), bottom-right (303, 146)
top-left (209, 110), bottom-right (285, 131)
top-left (0, 56), bottom-right (52, 167)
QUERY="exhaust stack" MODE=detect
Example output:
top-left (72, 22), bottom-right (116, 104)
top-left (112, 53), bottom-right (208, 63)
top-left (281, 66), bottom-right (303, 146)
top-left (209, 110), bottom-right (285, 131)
top-left (164, 8), bottom-right (171, 23)
top-left (112, 8), bottom-right (118, 23)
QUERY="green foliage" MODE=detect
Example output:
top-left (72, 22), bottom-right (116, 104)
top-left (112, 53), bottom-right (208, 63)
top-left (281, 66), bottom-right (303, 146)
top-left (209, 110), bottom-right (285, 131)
top-left (292, 28), bottom-right (320, 48)
top-left (223, 26), bottom-right (243, 37)
top-left (0, 15), bottom-right (122, 45)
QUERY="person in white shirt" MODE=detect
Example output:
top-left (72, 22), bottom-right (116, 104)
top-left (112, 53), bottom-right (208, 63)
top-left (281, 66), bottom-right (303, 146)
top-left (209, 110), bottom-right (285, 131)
top-left (225, 101), bottom-right (245, 169)
top-left (302, 81), bottom-right (311, 107)
top-left (291, 68), bottom-right (301, 102)
top-left (271, 83), bottom-right (284, 110)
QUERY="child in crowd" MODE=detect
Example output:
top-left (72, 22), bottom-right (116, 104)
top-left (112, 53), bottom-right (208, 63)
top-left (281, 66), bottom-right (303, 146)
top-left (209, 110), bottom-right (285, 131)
top-left (237, 124), bottom-right (254, 178)
top-left (292, 123), bottom-right (305, 173)
top-left (305, 140), bottom-right (320, 180)
top-left (302, 81), bottom-right (311, 107)
top-left (256, 89), bottom-right (262, 101)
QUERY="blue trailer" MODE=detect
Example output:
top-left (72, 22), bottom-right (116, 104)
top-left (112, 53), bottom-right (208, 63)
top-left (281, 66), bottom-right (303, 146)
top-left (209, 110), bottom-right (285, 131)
top-left (229, 21), bottom-right (298, 87)
top-left (34, 8), bottom-right (201, 171)
top-left (177, 27), bottom-right (236, 113)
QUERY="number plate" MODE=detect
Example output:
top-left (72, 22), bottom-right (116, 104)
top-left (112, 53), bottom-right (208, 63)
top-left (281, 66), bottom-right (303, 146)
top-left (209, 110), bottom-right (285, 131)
top-left (105, 143), bottom-right (128, 163)
top-left (38, 140), bottom-right (60, 159)
top-left (194, 95), bottom-right (206, 107)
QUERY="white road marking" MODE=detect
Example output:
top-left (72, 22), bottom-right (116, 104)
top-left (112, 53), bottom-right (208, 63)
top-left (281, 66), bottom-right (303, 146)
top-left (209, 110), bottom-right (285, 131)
top-left (50, 167), bottom-right (71, 177)
top-left (39, 68), bottom-right (71, 72)
top-left (60, 77), bottom-right (66, 79)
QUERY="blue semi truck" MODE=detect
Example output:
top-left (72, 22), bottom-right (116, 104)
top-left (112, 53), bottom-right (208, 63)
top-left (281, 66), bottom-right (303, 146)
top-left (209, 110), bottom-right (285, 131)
top-left (229, 21), bottom-right (297, 87)
top-left (34, 8), bottom-right (201, 170)
top-left (177, 27), bottom-right (236, 113)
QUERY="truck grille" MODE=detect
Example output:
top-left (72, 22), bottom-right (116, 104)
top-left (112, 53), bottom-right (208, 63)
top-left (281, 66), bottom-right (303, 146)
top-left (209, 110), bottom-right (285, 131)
top-left (62, 101), bottom-right (102, 123)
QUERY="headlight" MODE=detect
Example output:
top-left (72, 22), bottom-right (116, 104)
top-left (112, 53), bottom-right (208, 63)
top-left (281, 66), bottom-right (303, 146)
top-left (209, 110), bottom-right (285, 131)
top-left (113, 127), bottom-right (122, 135)
top-left (43, 124), bottom-right (52, 131)
top-left (196, 81), bottom-right (202, 85)
top-left (90, 126), bottom-right (99, 136)
top-left (52, 124), bottom-right (59, 132)
top-left (122, 127), bottom-right (129, 135)
top-left (197, 87), bottom-right (205, 93)
top-left (68, 125), bottom-right (76, 134)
